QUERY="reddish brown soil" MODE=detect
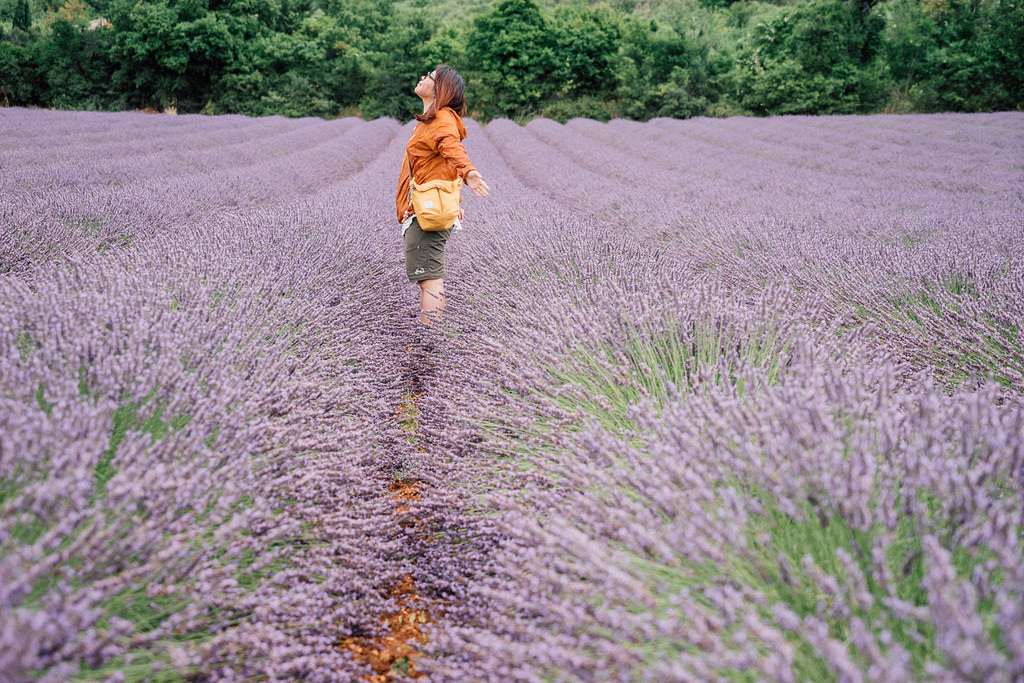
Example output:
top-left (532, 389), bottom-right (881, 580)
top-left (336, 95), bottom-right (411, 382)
top-left (339, 573), bottom-right (430, 680)
top-left (339, 389), bottom-right (435, 680)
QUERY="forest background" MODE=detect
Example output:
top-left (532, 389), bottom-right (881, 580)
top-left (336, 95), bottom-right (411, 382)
top-left (0, 0), bottom-right (1021, 122)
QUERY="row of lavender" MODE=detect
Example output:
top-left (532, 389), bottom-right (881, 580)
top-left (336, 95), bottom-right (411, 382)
top-left (1, 110), bottom-right (483, 681)
top-left (416, 113), bottom-right (1024, 680)
top-left (0, 109), bottom-right (397, 278)
top-left (481, 113), bottom-right (1024, 391)
top-left (2, 108), bottom-right (1023, 681)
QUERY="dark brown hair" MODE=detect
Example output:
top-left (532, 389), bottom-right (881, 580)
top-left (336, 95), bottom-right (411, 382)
top-left (416, 65), bottom-right (467, 123)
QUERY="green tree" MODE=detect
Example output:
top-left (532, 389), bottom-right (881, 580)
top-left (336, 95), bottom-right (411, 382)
top-left (883, 0), bottom-right (1023, 111)
top-left (611, 17), bottom-right (724, 119)
top-left (975, 0), bottom-right (1024, 109)
top-left (550, 4), bottom-right (621, 100)
top-left (33, 18), bottom-right (116, 108)
top-left (108, 0), bottom-right (236, 110)
top-left (465, 0), bottom-right (558, 119)
top-left (212, 4), bottom-right (371, 117)
top-left (0, 42), bottom-right (37, 105)
top-left (1, 0), bottom-right (1017, 121)
top-left (736, 0), bottom-right (887, 115)
top-left (13, 0), bottom-right (30, 31)
top-left (359, 8), bottom-right (449, 120)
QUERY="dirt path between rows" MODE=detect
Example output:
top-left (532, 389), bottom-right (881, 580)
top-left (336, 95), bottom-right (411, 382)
top-left (339, 345), bottom-right (445, 680)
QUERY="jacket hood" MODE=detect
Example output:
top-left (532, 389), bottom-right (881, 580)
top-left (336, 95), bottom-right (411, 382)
top-left (440, 107), bottom-right (467, 140)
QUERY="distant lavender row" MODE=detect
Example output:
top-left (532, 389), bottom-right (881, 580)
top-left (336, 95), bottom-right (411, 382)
top-left (483, 113), bottom-right (1024, 391)
top-left (0, 109), bottom-right (397, 278)
top-left (2, 109), bottom-right (1022, 682)
top-left (0, 111), bottom-right (338, 174)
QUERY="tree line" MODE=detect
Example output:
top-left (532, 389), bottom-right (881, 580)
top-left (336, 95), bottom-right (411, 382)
top-left (1, 0), bottom-right (1021, 121)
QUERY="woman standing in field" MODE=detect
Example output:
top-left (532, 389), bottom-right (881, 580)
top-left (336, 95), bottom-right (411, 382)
top-left (397, 65), bottom-right (489, 325)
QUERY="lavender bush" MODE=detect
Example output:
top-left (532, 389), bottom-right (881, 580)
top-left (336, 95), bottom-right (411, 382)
top-left (1, 107), bottom-right (1021, 681)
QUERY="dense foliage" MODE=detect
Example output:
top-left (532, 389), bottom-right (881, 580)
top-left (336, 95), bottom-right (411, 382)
top-left (0, 0), bottom-right (1021, 119)
top-left (2, 107), bottom-right (1023, 680)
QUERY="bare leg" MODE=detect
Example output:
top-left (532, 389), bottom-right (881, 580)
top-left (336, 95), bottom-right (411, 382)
top-left (418, 278), bottom-right (445, 325)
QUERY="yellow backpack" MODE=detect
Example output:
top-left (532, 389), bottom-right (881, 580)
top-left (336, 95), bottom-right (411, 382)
top-left (408, 160), bottom-right (462, 232)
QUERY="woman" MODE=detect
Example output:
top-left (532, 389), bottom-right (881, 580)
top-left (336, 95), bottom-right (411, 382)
top-left (396, 65), bottom-right (489, 325)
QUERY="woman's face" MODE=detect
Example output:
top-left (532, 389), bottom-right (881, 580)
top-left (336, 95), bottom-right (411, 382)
top-left (415, 70), bottom-right (436, 100)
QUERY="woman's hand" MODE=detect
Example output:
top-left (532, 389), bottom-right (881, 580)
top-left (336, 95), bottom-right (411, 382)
top-left (465, 170), bottom-right (490, 198)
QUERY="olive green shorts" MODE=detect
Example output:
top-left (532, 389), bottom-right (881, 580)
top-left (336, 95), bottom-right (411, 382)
top-left (403, 216), bottom-right (451, 282)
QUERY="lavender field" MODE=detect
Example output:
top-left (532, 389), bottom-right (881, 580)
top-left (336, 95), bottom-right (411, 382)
top-left (2, 107), bottom-right (1023, 682)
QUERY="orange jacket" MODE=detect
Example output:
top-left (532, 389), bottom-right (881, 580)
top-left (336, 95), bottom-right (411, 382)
top-left (396, 107), bottom-right (477, 223)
